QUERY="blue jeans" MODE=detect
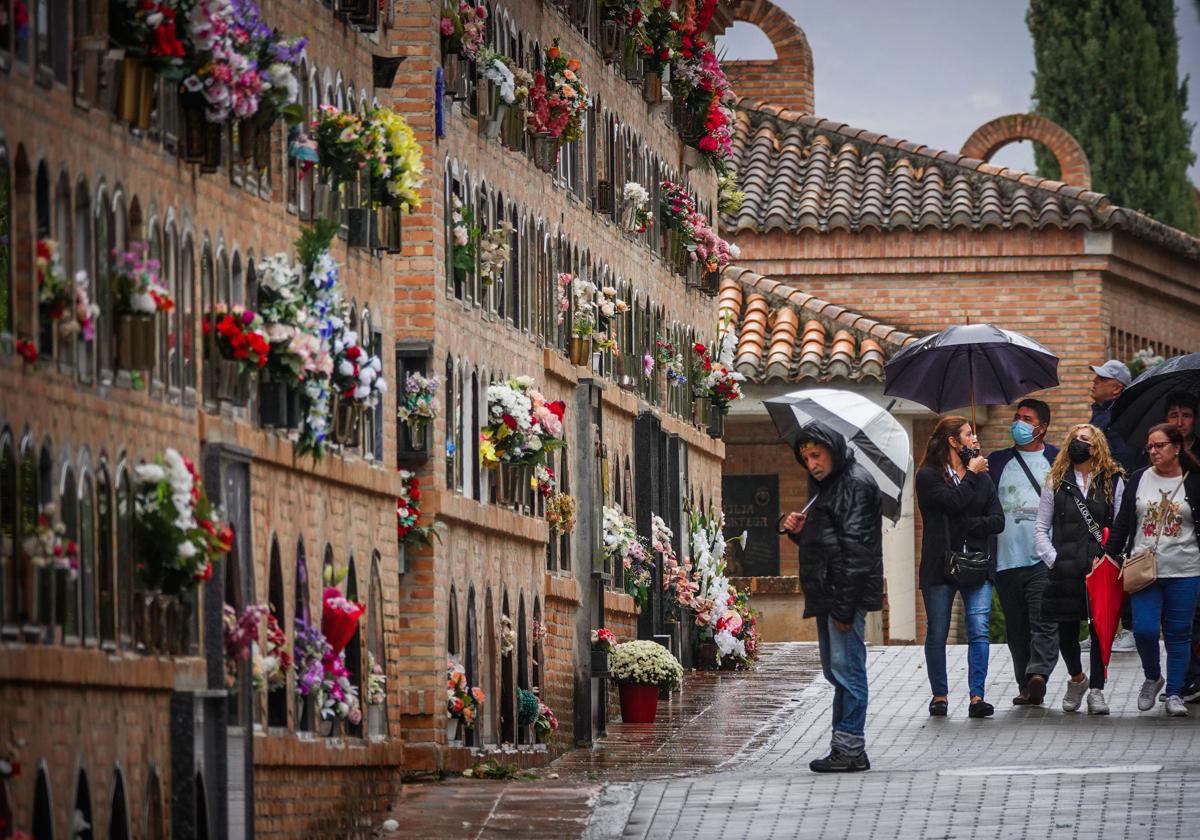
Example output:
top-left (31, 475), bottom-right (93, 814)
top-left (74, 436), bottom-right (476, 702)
top-left (923, 582), bottom-right (992, 699)
top-left (816, 609), bottom-right (869, 756)
top-left (1130, 576), bottom-right (1200, 696)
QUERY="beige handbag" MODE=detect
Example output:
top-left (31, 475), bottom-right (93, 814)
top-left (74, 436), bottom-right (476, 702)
top-left (1120, 473), bottom-right (1188, 594)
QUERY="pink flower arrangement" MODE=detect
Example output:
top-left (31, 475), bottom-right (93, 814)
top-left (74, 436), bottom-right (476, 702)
top-left (590, 627), bottom-right (617, 653)
top-left (525, 42), bottom-right (588, 143)
top-left (440, 2), bottom-right (487, 59)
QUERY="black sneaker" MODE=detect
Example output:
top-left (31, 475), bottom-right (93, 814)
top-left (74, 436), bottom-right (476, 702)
top-left (1182, 682), bottom-right (1200, 703)
top-left (929, 698), bottom-right (948, 716)
top-left (809, 750), bottom-right (870, 773)
top-left (968, 700), bottom-right (995, 719)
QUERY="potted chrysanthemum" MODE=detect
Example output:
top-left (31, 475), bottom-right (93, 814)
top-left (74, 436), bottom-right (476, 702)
top-left (608, 640), bottom-right (683, 724)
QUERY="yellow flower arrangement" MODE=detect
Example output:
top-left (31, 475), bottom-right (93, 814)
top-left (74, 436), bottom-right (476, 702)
top-left (366, 106), bottom-right (425, 212)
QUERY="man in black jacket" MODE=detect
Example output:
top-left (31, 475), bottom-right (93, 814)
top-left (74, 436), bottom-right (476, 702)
top-left (783, 421), bottom-right (883, 773)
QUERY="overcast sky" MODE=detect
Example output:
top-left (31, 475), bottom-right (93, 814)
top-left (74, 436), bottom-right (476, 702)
top-left (717, 0), bottom-right (1200, 184)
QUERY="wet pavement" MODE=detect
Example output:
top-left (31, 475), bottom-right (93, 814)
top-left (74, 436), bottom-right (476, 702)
top-left (389, 643), bottom-right (1200, 839)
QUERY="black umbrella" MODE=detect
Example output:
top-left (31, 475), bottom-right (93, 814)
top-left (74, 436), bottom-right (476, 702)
top-left (883, 324), bottom-right (1059, 417)
top-left (1110, 352), bottom-right (1200, 447)
top-left (765, 388), bottom-right (911, 522)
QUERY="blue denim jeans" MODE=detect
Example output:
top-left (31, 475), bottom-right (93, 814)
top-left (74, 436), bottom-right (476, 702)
top-left (816, 609), bottom-right (869, 756)
top-left (1130, 576), bottom-right (1200, 696)
top-left (923, 582), bottom-right (993, 699)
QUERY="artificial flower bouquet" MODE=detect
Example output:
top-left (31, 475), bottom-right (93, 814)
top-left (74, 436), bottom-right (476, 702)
top-left (479, 376), bottom-right (566, 468)
top-left (439, 1), bottom-right (487, 59)
top-left (256, 610), bottom-right (292, 691)
top-left (654, 336), bottom-right (686, 385)
top-left (20, 504), bottom-right (79, 581)
top-left (182, 0), bottom-right (268, 123)
top-left (478, 221), bottom-right (513, 286)
top-left (600, 0), bottom-right (643, 25)
top-left (535, 696), bottom-right (558, 735)
top-left (500, 614), bottom-right (515, 655)
top-left (396, 470), bottom-right (444, 546)
top-left (133, 448), bottom-right (232, 594)
top-left (636, 0), bottom-right (679, 73)
top-left (608, 639), bottom-right (683, 690)
top-left (525, 42), bottom-right (588, 144)
top-left (112, 242), bottom-right (174, 315)
top-left (397, 372), bottom-right (441, 434)
top-left (546, 491), bottom-right (577, 536)
top-left (310, 104), bottom-right (369, 186)
top-left (477, 48), bottom-right (529, 107)
top-left (293, 616), bottom-right (331, 700)
top-left (365, 106), bottom-right (424, 211)
top-left (111, 0), bottom-right (188, 76)
top-left (204, 305), bottom-right (271, 374)
top-left (590, 627), bottom-right (617, 654)
top-left (450, 195), bottom-right (479, 280)
top-left (321, 585), bottom-right (365, 657)
top-left (447, 655), bottom-right (486, 729)
top-left (223, 603), bottom-right (269, 688)
top-left (693, 335), bottom-right (744, 408)
top-left (621, 182), bottom-right (652, 234)
top-left (36, 239), bottom-right (71, 324)
top-left (366, 650), bottom-right (387, 706)
top-left (533, 464), bottom-right (556, 498)
top-left (603, 505), bottom-right (653, 609)
top-left (330, 325), bottom-right (386, 408)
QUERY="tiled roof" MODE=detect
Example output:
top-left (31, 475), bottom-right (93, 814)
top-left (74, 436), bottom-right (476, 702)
top-left (718, 266), bottom-right (915, 384)
top-left (726, 102), bottom-right (1200, 263)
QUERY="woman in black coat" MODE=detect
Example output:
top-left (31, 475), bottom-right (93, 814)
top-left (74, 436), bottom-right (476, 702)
top-left (1032, 423), bottom-right (1125, 715)
top-left (916, 415), bottom-right (1005, 719)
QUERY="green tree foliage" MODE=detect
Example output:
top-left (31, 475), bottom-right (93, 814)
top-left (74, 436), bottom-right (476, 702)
top-left (1027, 0), bottom-right (1198, 234)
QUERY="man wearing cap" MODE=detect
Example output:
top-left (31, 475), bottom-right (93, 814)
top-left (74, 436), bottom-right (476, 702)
top-left (781, 421), bottom-right (883, 773)
top-left (1089, 359), bottom-right (1139, 473)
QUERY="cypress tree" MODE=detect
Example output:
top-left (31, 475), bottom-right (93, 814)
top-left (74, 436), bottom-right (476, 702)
top-left (1027, 0), bottom-right (1198, 234)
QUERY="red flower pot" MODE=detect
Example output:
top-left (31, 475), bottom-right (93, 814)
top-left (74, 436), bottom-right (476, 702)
top-left (618, 682), bottom-right (660, 724)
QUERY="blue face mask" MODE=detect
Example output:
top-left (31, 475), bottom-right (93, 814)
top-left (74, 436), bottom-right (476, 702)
top-left (1011, 420), bottom-right (1036, 446)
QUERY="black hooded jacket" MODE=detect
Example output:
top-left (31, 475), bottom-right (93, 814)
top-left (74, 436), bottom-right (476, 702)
top-left (785, 421), bottom-right (885, 622)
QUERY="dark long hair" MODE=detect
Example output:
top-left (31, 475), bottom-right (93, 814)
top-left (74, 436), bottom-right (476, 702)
top-left (1147, 422), bottom-right (1200, 473)
top-left (921, 415), bottom-right (971, 481)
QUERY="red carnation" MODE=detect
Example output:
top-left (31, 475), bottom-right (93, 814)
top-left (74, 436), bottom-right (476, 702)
top-left (502, 414), bottom-right (518, 430)
top-left (196, 563), bottom-right (214, 582)
top-left (546, 400), bottom-right (566, 419)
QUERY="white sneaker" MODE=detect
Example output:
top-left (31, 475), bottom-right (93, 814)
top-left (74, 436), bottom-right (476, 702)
top-left (1062, 677), bottom-right (1088, 712)
top-left (1112, 629), bottom-right (1136, 652)
top-left (1138, 677), bottom-right (1165, 711)
top-left (1087, 689), bottom-right (1110, 715)
top-left (1166, 695), bottom-right (1189, 716)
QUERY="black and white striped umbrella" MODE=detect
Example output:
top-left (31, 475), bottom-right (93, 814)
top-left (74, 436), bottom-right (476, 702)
top-left (765, 388), bottom-right (911, 522)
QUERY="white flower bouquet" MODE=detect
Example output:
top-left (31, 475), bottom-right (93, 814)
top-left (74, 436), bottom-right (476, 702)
top-left (608, 640), bottom-right (683, 690)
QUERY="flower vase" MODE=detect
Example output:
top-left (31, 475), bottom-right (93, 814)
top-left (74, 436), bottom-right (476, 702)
top-left (481, 101), bottom-right (507, 140)
top-left (403, 420), bottom-right (428, 453)
top-left (568, 336), bottom-right (592, 366)
top-left (199, 120), bottom-right (223, 174)
top-left (166, 595), bottom-right (192, 655)
top-left (116, 313), bottom-right (156, 371)
top-left (596, 180), bottom-right (613, 217)
top-left (614, 354), bottom-right (638, 391)
top-left (442, 51), bottom-right (468, 102)
top-left (212, 354), bottom-right (252, 406)
top-left (254, 121), bottom-right (274, 171)
top-left (474, 78), bottom-right (493, 121)
top-left (238, 118), bottom-right (260, 164)
top-left (701, 268), bottom-right (721, 297)
top-left (618, 683), bottom-right (660, 723)
top-left (180, 90), bottom-right (207, 163)
top-left (117, 56), bottom-right (143, 125)
top-left (449, 718), bottom-right (465, 747)
top-left (331, 394), bottom-right (364, 447)
top-left (134, 62), bottom-right (157, 131)
top-left (494, 462), bottom-right (531, 507)
top-left (530, 132), bottom-right (559, 174)
top-left (619, 200), bottom-right (640, 233)
top-left (642, 71), bottom-right (663, 105)
top-left (695, 641), bottom-right (719, 670)
top-left (666, 230), bottom-right (689, 276)
top-left (259, 375), bottom-right (290, 429)
top-left (377, 205), bottom-right (403, 254)
top-left (600, 21), bottom-right (623, 61)
top-left (708, 405), bottom-right (726, 439)
top-left (590, 649), bottom-right (610, 675)
top-left (133, 590), bottom-right (156, 652)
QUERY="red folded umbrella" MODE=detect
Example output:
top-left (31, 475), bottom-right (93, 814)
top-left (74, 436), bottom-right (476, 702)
top-left (321, 586), bottom-right (365, 657)
top-left (1086, 551), bottom-right (1124, 674)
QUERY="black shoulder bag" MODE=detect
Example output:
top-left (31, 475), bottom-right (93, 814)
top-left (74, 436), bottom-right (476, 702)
top-left (941, 472), bottom-right (990, 585)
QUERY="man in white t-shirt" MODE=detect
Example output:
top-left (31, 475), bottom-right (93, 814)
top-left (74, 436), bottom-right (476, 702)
top-left (988, 399), bottom-right (1059, 705)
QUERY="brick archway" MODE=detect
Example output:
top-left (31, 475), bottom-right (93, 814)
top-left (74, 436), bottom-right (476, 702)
top-left (714, 0), bottom-right (814, 114)
top-left (960, 114), bottom-right (1092, 189)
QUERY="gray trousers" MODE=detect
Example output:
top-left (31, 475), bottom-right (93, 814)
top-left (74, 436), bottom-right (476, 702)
top-left (995, 564), bottom-right (1059, 690)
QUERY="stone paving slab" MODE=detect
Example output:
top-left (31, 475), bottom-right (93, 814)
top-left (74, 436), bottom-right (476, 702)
top-left (615, 643), bottom-right (1200, 840)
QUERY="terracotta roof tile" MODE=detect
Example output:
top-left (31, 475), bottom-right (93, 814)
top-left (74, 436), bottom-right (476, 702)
top-left (726, 100), bottom-right (1200, 262)
top-left (724, 265), bottom-right (917, 384)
